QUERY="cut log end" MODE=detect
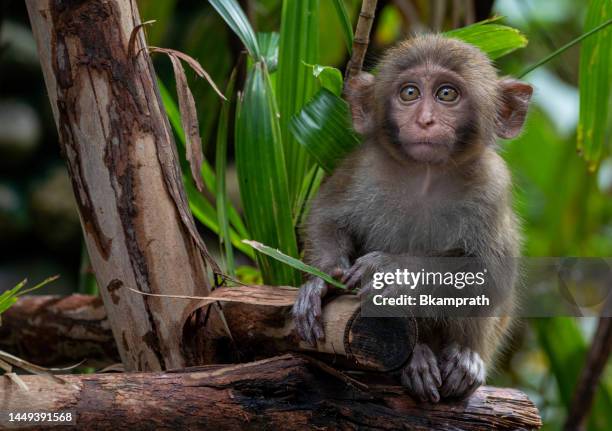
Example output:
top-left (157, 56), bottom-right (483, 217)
top-left (347, 312), bottom-right (417, 371)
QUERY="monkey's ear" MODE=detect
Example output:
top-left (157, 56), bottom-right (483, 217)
top-left (343, 72), bottom-right (375, 135)
top-left (496, 79), bottom-right (533, 139)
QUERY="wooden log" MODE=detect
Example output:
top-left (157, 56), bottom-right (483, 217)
top-left (25, 0), bottom-right (224, 371)
top-left (3, 289), bottom-right (416, 371)
top-left (0, 354), bottom-right (542, 430)
top-left (0, 295), bottom-right (119, 367)
top-left (192, 286), bottom-right (417, 371)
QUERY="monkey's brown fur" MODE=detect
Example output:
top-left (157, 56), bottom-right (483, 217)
top-left (293, 34), bottom-right (532, 402)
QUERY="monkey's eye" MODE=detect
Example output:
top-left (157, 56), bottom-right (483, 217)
top-left (399, 85), bottom-right (421, 102)
top-left (436, 85), bottom-right (459, 102)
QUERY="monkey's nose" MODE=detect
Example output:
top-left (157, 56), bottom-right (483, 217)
top-left (417, 114), bottom-right (435, 128)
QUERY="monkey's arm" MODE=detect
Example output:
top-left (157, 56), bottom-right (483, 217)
top-left (293, 204), bottom-right (354, 345)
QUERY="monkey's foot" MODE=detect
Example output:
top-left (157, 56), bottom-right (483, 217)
top-left (401, 343), bottom-right (442, 403)
top-left (438, 343), bottom-right (485, 399)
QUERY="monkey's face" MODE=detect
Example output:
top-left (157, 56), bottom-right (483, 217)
top-left (385, 64), bottom-right (474, 164)
top-left (344, 35), bottom-right (534, 167)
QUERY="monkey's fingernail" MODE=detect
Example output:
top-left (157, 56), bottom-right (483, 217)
top-left (431, 389), bottom-right (440, 403)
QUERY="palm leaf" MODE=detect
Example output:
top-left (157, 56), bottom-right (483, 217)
top-left (243, 240), bottom-right (345, 289)
top-left (577, 2), bottom-right (612, 169)
top-left (331, 0), bottom-right (354, 54)
top-left (235, 62), bottom-right (300, 285)
top-left (257, 32), bottom-right (280, 72)
top-left (445, 17), bottom-right (527, 59)
top-left (207, 0), bottom-right (261, 60)
top-left (307, 64), bottom-right (343, 96)
top-left (277, 0), bottom-right (320, 209)
top-left (290, 88), bottom-right (361, 173)
top-left (215, 69), bottom-right (238, 275)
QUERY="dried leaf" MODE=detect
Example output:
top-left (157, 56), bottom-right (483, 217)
top-left (0, 350), bottom-right (83, 374)
top-left (129, 285), bottom-right (298, 306)
top-left (149, 47), bottom-right (226, 100)
top-left (6, 373), bottom-right (29, 391)
top-left (99, 363), bottom-right (125, 373)
top-left (148, 52), bottom-right (223, 275)
top-left (151, 48), bottom-right (205, 192)
top-left (128, 20), bottom-right (157, 59)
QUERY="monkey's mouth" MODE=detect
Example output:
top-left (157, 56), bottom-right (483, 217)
top-left (403, 140), bottom-right (452, 164)
top-left (410, 140), bottom-right (450, 148)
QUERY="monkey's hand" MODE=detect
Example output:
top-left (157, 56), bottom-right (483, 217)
top-left (401, 343), bottom-right (442, 403)
top-left (293, 278), bottom-right (328, 346)
top-left (438, 343), bottom-right (486, 399)
top-left (342, 251), bottom-right (389, 290)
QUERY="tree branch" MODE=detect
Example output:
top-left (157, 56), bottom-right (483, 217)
top-left (345, 0), bottom-right (379, 80)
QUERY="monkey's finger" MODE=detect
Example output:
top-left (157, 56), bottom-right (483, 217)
top-left (311, 293), bottom-right (322, 318)
top-left (307, 303), bottom-right (325, 340)
top-left (299, 311), bottom-right (316, 345)
top-left (292, 297), bottom-right (307, 341)
top-left (294, 311), bottom-right (308, 342)
top-left (421, 372), bottom-right (441, 403)
top-left (295, 319), bottom-right (307, 343)
top-left (440, 345), bottom-right (460, 380)
top-left (465, 352), bottom-right (479, 387)
top-left (440, 367), bottom-right (467, 398)
top-left (344, 266), bottom-right (366, 289)
top-left (409, 367), bottom-right (427, 402)
top-left (305, 308), bottom-right (321, 346)
top-left (428, 357), bottom-right (442, 387)
top-left (465, 365), bottom-right (485, 398)
top-left (453, 371), bottom-right (472, 399)
top-left (312, 319), bottom-right (325, 341)
top-left (441, 355), bottom-right (456, 382)
top-left (341, 261), bottom-right (363, 283)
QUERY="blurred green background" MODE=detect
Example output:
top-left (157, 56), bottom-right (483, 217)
top-left (1, 0), bottom-right (611, 429)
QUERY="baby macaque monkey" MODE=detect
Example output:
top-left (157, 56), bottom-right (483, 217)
top-left (293, 35), bottom-right (532, 402)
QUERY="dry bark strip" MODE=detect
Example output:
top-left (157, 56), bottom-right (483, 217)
top-left (2, 289), bottom-right (416, 372)
top-left (0, 354), bottom-right (541, 430)
top-left (24, 0), bottom-right (224, 371)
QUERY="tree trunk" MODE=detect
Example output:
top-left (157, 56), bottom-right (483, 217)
top-left (24, 0), bottom-right (222, 371)
top-left (2, 289), bottom-right (417, 372)
top-left (0, 354), bottom-right (542, 431)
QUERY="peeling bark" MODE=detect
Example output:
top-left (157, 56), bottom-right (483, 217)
top-left (0, 354), bottom-right (542, 430)
top-left (25, 0), bottom-right (222, 371)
